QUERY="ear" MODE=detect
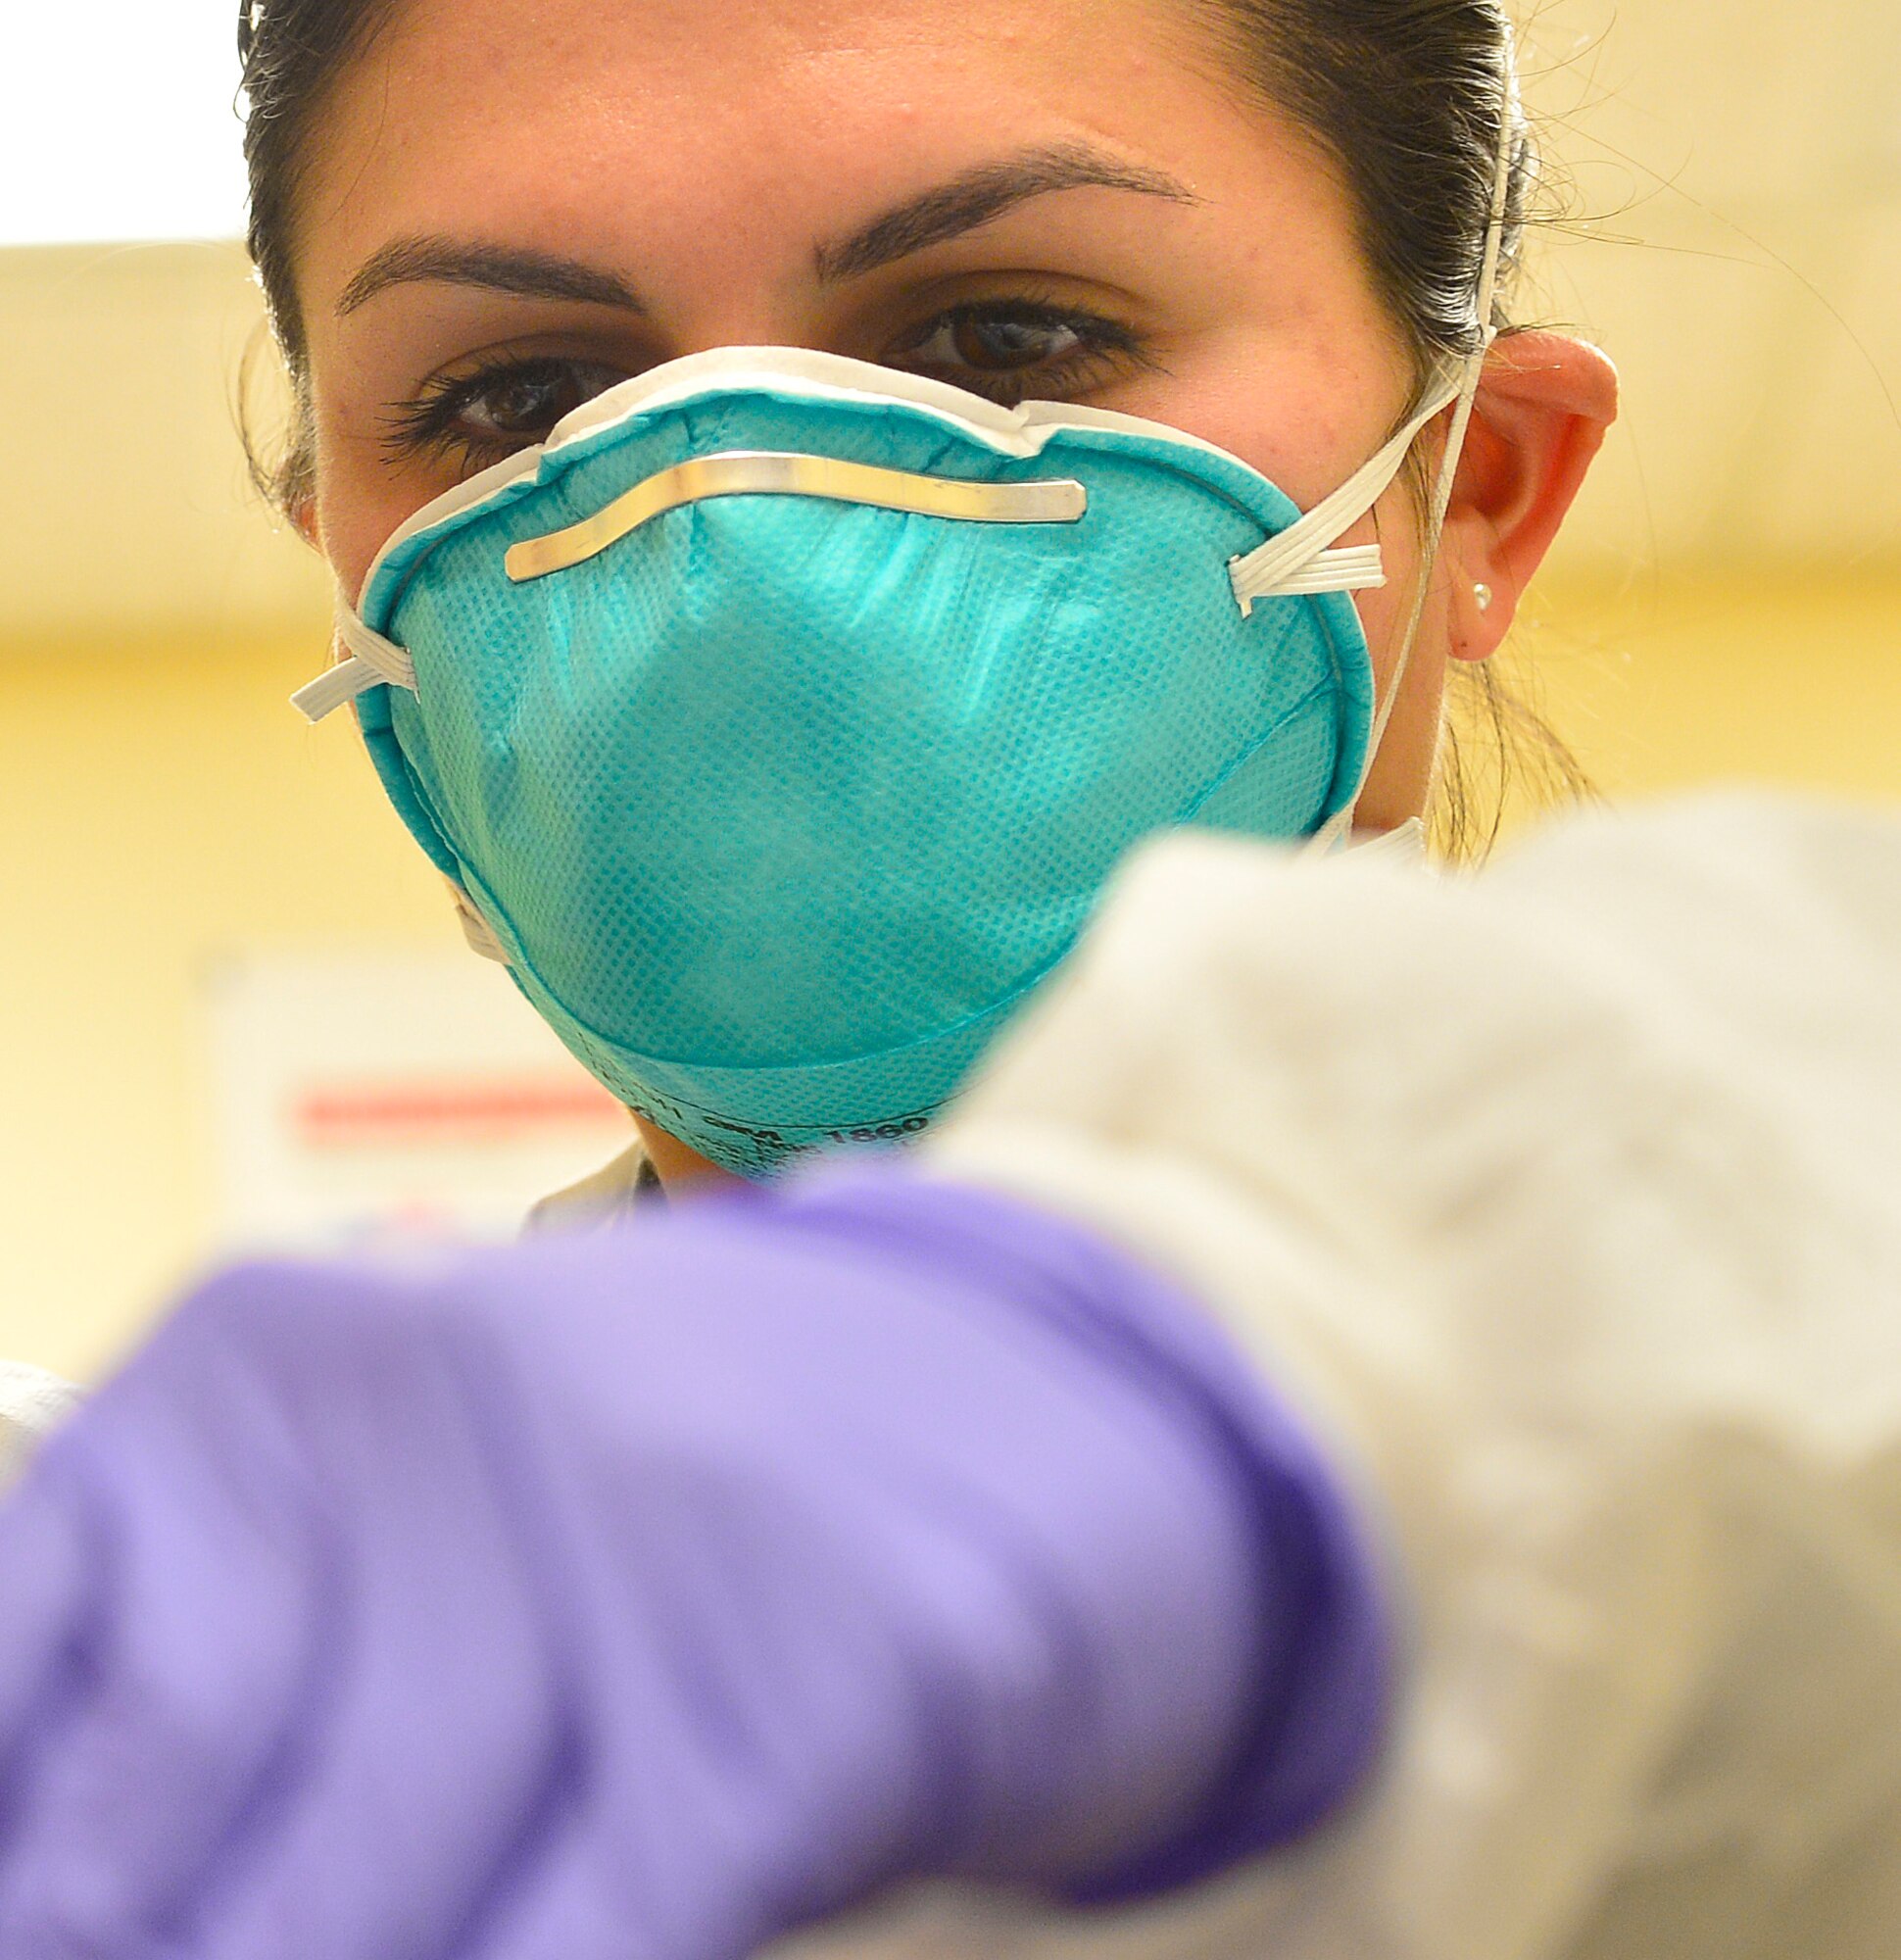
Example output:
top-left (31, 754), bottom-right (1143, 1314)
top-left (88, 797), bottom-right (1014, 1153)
top-left (289, 490), bottom-right (321, 553)
top-left (1440, 331), bottom-right (1619, 662)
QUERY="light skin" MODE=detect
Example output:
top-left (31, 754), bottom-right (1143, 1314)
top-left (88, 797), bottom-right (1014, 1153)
top-left (284, 0), bottom-right (1618, 1191)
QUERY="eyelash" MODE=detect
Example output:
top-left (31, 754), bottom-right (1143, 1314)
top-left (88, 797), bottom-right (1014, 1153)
top-left (379, 356), bottom-right (614, 468)
top-left (381, 298), bottom-right (1154, 470)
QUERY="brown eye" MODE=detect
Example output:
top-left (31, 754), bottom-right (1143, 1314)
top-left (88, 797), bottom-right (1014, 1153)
top-left (460, 360), bottom-right (623, 438)
top-left (884, 301), bottom-right (1147, 409)
top-left (948, 314), bottom-right (1082, 372)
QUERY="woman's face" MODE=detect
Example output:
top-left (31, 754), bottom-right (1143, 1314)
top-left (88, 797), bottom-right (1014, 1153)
top-left (291, 0), bottom-right (1461, 821)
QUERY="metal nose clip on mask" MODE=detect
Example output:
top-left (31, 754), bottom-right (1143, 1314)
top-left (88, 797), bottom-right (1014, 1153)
top-left (295, 348), bottom-right (1466, 1176)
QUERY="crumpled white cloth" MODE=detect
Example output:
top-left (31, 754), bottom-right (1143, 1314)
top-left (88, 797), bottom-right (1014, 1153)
top-left (0, 1360), bottom-right (78, 1492)
top-left (777, 792), bottom-right (1901, 1960)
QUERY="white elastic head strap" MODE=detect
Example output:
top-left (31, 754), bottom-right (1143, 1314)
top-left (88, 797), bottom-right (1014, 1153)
top-left (291, 606), bottom-right (417, 724)
top-left (448, 881), bottom-right (512, 964)
top-left (1305, 38), bottom-right (1520, 854)
top-left (1225, 377), bottom-right (1462, 616)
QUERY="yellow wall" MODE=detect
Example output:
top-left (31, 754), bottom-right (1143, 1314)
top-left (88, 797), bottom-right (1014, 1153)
top-left (0, 629), bottom-right (456, 1383)
top-left (1519, 575), bottom-right (1901, 812)
top-left (3, 572), bottom-right (1899, 1384)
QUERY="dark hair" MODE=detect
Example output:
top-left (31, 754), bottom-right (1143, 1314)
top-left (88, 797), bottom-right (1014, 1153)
top-left (239, 0), bottom-right (391, 374)
top-left (1197, 2), bottom-right (1529, 379)
top-left (237, 0), bottom-right (1584, 850)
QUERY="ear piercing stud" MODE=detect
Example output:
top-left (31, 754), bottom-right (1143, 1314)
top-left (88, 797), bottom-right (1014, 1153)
top-left (1474, 582), bottom-right (1495, 613)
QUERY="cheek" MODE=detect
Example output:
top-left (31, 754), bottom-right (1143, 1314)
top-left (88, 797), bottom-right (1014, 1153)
top-left (1105, 284), bottom-right (1416, 484)
top-left (309, 410), bottom-right (432, 603)
top-left (1098, 323), bottom-right (1424, 674)
top-left (1115, 359), bottom-right (1405, 512)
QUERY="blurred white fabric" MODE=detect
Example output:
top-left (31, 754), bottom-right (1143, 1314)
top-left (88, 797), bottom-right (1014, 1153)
top-left (800, 792), bottom-right (1901, 1960)
top-left (0, 1361), bottom-right (78, 1491)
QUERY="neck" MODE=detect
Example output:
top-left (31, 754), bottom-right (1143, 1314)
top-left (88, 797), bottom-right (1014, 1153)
top-left (631, 1115), bottom-right (742, 1193)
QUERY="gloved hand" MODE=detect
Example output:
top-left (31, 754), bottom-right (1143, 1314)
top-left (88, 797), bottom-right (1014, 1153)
top-left (0, 1170), bottom-right (1386, 1959)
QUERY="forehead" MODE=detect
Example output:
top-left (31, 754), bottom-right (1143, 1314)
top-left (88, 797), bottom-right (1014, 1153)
top-left (294, 0), bottom-right (1347, 286)
top-left (345, 0), bottom-right (1218, 128)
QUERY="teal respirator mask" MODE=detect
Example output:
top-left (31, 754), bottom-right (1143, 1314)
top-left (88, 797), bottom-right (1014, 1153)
top-left (296, 148), bottom-right (1509, 1174)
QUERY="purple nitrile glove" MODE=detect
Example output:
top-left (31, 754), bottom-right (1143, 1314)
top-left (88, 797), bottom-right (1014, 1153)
top-left (0, 1168), bottom-right (1388, 1958)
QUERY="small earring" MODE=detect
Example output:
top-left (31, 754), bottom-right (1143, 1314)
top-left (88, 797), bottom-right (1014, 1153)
top-left (1473, 582), bottom-right (1495, 613)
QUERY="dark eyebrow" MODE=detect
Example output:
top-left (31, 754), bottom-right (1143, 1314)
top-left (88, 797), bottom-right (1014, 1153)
top-left (335, 238), bottom-right (647, 318)
top-left (814, 142), bottom-right (1198, 283)
top-left (334, 143), bottom-right (1193, 318)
